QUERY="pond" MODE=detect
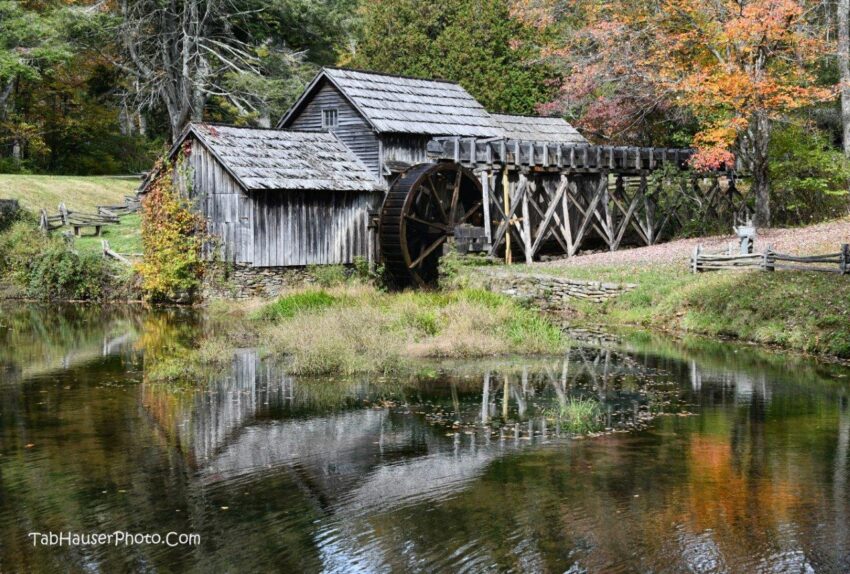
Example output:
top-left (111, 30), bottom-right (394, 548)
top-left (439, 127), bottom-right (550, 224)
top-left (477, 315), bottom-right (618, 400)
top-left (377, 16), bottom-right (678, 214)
top-left (2, 304), bottom-right (850, 573)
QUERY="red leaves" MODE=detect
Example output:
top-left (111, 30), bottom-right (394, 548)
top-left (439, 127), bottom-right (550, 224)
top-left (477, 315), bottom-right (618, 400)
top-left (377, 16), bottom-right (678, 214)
top-left (526, 0), bottom-right (832, 155)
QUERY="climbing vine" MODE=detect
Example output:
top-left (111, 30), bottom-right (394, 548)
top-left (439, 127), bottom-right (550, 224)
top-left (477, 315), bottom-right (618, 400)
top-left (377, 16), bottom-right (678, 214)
top-left (138, 154), bottom-right (208, 302)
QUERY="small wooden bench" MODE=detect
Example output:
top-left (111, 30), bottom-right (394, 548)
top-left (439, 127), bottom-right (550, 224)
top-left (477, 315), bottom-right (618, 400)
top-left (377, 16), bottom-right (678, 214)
top-left (72, 223), bottom-right (105, 236)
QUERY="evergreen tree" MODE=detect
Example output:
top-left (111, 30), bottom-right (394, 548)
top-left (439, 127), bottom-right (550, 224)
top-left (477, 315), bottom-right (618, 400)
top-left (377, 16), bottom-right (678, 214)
top-left (351, 0), bottom-right (555, 114)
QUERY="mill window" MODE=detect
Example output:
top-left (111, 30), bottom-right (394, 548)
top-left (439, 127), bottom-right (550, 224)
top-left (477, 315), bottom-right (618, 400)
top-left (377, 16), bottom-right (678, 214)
top-left (322, 108), bottom-right (338, 130)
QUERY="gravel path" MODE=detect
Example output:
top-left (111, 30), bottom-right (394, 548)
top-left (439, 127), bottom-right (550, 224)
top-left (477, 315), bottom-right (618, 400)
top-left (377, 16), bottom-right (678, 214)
top-left (536, 217), bottom-right (850, 269)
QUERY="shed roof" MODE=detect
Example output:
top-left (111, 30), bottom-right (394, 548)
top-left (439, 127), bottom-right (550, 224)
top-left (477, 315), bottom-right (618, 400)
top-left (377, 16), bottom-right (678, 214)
top-left (491, 114), bottom-right (588, 144)
top-left (143, 124), bottom-right (382, 193)
top-left (280, 68), bottom-right (503, 138)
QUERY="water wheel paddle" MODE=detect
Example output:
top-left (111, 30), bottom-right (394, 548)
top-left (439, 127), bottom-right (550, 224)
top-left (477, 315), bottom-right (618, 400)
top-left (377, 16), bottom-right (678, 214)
top-left (379, 162), bottom-right (483, 287)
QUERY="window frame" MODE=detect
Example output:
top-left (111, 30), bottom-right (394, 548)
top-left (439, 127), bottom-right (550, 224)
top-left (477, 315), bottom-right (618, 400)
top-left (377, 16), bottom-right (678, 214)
top-left (321, 108), bottom-right (339, 130)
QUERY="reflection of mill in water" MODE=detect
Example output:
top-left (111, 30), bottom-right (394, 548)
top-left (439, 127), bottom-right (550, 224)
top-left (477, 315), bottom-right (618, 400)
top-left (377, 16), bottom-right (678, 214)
top-left (689, 359), bottom-right (773, 404)
top-left (139, 347), bottom-right (672, 572)
top-left (143, 346), bottom-right (664, 486)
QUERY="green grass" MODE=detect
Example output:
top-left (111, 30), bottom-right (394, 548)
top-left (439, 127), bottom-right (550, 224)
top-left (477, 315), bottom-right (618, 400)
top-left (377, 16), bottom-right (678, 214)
top-left (74, 214), bottom-right (142, 257)
top-left (0, 174), bottom-right (138, 212)
top-left (185, 284), bottom-right (567, 377)
top-left (254, 290), bottom-right (339, 320)
top-left (529, 263), bottom-right (850, 358)
top-left (550, 397), bottom-right (602, 434)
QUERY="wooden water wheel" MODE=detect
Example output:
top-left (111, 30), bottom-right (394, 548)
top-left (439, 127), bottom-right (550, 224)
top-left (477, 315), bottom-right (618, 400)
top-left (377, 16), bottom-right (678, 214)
top-left (379, 162), bottom-right (483, 287)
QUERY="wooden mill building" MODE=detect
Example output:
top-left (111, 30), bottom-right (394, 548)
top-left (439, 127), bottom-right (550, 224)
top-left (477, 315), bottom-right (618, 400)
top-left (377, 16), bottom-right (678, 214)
top-left (144, 67), bottom-right (722, 285)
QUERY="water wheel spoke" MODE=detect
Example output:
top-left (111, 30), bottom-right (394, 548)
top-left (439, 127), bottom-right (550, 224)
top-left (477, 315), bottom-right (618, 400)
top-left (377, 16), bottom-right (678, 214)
top-left (449, 173), bottom-right (461, 223)
top-left (457, 201), bottom-right (482, 224)
top-left (408, 235), bottom-right (447, 269)
top-left (425, 176), bottom-right (450, 223)
top-left (404, 214), bottom-right (449, 232)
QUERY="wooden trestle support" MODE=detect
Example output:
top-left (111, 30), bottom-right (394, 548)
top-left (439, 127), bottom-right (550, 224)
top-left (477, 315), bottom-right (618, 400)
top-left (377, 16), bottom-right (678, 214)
top-left (427, 138), bottom-right (749, 262)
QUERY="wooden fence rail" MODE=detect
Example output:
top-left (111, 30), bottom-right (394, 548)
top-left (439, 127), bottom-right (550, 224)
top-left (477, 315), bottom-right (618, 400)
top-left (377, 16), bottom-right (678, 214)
top-left (691, 244), bottom-right (850, 275)
top-left (39, 196), bottom-right (139, 236)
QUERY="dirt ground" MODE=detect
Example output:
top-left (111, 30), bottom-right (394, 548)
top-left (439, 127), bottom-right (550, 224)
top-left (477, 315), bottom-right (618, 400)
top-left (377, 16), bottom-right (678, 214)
top-left (536, 217), bottom-right (850, 269)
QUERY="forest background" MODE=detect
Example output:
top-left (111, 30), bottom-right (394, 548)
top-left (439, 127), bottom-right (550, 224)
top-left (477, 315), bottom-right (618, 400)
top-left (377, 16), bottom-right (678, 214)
top-left (3, 0), bottom-right (850, 226)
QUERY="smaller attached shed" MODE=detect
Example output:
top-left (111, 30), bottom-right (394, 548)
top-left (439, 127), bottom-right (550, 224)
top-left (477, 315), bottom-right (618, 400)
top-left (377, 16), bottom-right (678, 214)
top-left (144, 123), bottom-right (384, 268)
top-left (490, 114), bottom-right (588, 145)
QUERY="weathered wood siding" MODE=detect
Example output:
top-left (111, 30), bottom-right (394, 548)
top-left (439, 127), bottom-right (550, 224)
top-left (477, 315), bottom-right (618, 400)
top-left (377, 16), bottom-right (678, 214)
top-left (287, 82), bottom-right (381, 178)
top-left (380, 134), bottom-right (432, 174)
top-left (251, 190), bottom-right (380, 267)
top-left (189, 140), bottom-right (254, 265)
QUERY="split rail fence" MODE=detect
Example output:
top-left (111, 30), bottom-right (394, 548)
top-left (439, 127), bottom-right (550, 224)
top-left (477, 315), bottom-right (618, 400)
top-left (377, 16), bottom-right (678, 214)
top-left (39, 196), bottom-right (140, 236)
top-left (691, 244), bottom-right (850, 275)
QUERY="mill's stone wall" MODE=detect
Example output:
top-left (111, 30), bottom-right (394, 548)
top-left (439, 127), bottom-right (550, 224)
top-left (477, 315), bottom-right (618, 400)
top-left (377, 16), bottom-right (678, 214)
top-left (471, 269), bottom-right (635, 310)
top-left (203, 264), bottom-right (320, 300)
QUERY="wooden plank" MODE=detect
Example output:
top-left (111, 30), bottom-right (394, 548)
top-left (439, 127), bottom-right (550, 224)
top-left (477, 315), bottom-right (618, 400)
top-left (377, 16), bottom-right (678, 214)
top-left (481, 172), bottom-right (493, 246)
top-left (521, 174), bottom-right (533, 263)
top-left (489, 175), bottom-right (527, 258)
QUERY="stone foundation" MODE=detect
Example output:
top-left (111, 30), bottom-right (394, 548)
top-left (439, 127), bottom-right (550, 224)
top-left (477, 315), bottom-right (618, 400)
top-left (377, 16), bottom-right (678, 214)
top-left (472, 269), bottom-right (635, 310)
top-left (202, 264), bottom-right (322, 300)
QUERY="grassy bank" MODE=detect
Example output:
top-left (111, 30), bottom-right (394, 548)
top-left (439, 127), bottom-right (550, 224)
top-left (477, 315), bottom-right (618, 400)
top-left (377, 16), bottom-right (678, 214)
top-left (0, 174), bottom-right (138, 212)
top-left (152, 283), bottom-right (567, 380)
top-left (528, 263), bottom-right (850, 358)
top-left (75, 214), bottom-right (142, 258)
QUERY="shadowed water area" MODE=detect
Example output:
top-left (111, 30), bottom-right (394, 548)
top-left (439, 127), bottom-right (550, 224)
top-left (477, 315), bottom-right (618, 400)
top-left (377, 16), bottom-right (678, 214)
top-left (2, 304), bottom-right (850, 573)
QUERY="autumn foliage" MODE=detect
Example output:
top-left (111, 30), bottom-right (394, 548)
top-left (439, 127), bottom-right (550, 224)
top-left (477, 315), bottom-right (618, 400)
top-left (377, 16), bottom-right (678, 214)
top-left (138, 158), bottom-right (207, 302)
top-left (514, 0), bottom-right (836, 224)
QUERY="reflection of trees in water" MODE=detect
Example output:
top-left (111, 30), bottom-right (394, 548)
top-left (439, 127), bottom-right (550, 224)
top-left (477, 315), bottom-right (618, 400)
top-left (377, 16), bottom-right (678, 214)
top-left (136, 345), bottom-right (692, 571)
top-left (6, 308), bottom-right (850, 572)
top-left (0, 303), bottom-right (146, 381)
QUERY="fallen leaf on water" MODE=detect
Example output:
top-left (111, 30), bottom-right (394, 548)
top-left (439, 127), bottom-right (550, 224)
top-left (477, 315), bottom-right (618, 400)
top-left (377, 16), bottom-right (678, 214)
top-left (25, 444), bottom-right (34, 448)
top-left (220, 506), bottom-right (229, 510)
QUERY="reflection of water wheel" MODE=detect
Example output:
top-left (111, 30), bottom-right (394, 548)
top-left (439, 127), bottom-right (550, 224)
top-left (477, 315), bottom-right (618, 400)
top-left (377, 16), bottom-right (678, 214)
top-left (379, 162), bottom-right (483, 287)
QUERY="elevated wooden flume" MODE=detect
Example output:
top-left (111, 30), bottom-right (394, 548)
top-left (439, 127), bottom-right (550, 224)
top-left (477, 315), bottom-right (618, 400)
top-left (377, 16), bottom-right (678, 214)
top-left (380, 137), bottom-right (748, 282)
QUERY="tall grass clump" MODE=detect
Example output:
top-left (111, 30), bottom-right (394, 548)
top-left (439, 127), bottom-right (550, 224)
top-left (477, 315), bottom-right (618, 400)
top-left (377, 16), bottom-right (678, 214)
top-left (255, 285), bottom-right (567, 375)
top-left (255, 290), bottom-right (338, 320)
top-left (552, 397), bottom-right (601, 434)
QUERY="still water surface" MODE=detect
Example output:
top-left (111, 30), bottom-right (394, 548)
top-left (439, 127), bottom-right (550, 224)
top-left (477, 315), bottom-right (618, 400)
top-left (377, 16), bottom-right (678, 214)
top-left (2, 304), bottom-right (850, 573)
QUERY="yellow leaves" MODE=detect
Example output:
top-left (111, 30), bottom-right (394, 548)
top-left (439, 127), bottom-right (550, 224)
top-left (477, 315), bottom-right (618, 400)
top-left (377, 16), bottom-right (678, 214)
top-left (139, 156), bottom-right (208, 302)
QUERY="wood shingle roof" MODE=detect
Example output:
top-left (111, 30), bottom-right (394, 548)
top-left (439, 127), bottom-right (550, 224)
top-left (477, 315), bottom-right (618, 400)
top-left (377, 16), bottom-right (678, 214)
top-left (491, 114), bottom-right (588, 145)
top-left (147, 124), bottom-right (383, 193)
top-left (281, 68), bottom-right (504, 137)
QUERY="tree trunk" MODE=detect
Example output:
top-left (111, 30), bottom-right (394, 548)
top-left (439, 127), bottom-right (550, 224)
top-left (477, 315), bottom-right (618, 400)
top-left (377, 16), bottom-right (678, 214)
top-left (840, 0), bottom-right (850, 157)
top-left (11, 139), bottom-right (21, 167)
top-left (749, 111), bottom-right (771, 227)
top-left (0, 77), bottom-right (15, 121)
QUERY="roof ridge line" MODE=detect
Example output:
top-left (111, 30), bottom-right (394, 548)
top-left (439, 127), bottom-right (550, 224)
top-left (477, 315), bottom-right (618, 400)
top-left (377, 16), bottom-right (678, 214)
top-left (323, 66), bottom-right (459, 85)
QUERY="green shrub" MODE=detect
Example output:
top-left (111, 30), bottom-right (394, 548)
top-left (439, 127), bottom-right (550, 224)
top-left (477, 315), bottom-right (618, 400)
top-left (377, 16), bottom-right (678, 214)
top-left (0, 221), bottom-right (113, 300)
top-left (353, 256), bottom-right (372, 281)
top-left (309, 264), bottom-right (348, 287)
top-left (770, 124), bottom-right (850, 225)
top-left (0, 202), bottom-right (27, 233)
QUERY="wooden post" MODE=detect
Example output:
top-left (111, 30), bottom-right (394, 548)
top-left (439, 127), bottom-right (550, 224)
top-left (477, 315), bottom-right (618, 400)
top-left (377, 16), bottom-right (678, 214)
top-left (502, 373), bottom-right (510, 420)
top-left (503, 167), bottom-right (511, 265)
top-left (692, 244), bottom-right (700, 273)
top-left (842, 244), bottom-right (849, 275)
top-left (481, 172), bottom-right (492, 247)
top-left (521, 174), bottom-right (533, 263)
top-left (763, 244), bottom-right (775, 272)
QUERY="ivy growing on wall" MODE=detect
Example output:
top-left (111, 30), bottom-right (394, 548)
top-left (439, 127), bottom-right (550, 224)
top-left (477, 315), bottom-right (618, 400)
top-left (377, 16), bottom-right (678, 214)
top-left (138, 154), bottom-right (208, 302)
